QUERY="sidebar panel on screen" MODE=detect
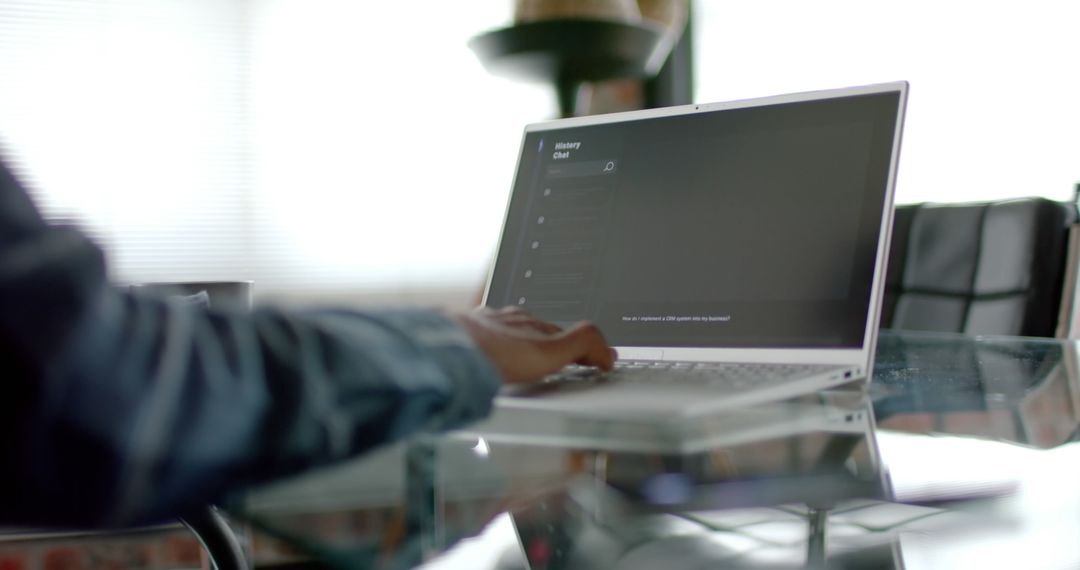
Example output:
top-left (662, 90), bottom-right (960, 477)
top-left (495, 132), bottom-right (623, 324)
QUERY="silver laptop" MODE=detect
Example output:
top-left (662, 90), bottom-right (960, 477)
top-left (483, 82), bottom-right (908, 418)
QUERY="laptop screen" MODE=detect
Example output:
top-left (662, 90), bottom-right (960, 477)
top-left (487, 90), bottom-right (902, 349)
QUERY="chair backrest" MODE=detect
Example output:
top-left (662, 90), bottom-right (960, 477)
top-left (881, 198), bottom-right (1077, 337)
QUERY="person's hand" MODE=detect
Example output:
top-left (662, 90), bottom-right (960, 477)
top-left (451, 307), bottom-right (616, 384)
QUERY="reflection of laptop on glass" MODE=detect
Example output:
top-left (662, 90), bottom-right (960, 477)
top-left (483, 82), bottom-right (908, 418)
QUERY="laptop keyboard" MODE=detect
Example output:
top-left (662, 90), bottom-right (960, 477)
top-left (544, 361), bottom-right (848, 389)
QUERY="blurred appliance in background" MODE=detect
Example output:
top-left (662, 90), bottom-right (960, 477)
top-left (470, 0), bottom-right (692, 117)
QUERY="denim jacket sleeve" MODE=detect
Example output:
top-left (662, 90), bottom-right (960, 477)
top-left (0, 159), bottom-right (501, 527)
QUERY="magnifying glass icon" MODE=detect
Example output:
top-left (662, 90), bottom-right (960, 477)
top-left (603, 161), bottom-right (616, 172)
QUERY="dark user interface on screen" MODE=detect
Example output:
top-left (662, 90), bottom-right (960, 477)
top-left (487, 92), bottom-right (901, 349)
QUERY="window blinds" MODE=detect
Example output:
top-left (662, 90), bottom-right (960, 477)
top-left (0, 0), bottom-right (254, 285)
top-left (0, 1), bottom-right (552, 303)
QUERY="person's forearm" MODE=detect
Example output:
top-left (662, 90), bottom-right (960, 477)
top-left (3, 283), bottom-right (500, 527)
top-left (0, 162), bottom-right (500, 527)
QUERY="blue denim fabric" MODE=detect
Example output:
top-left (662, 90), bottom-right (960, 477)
top-left (0, 158), bottom-right (500, 527)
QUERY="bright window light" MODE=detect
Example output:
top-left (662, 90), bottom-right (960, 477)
top-left (0, 1), bottom-right (552, 303)
top-left (694, 1), bottom-right (1080, 205)
top-left (6, 2), bottom-right (1076, 303)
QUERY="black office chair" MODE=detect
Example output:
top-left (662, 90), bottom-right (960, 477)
top-left (881, 198), bottom-right (1077, 337)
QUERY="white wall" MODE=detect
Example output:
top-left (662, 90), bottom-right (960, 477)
top-left (247, 1), bottom-right (553, 303)
top-left (694, 0), bottom-right (1080, 205)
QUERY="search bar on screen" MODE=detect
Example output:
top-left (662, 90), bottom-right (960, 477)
top-left (546, 160), bottom-right (618, 179)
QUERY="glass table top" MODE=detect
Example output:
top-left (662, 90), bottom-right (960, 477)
top-left (229, 330), bottom-right (1080, 569)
